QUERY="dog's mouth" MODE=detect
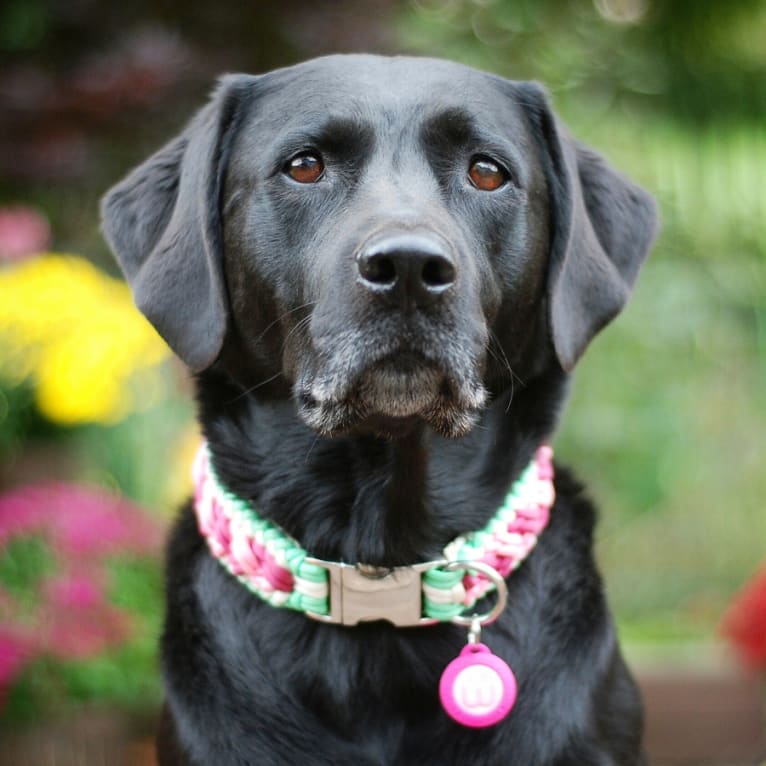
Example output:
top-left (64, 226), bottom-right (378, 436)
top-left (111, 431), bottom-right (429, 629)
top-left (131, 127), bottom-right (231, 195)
top-left (295, 352), bottom-right (487, 438)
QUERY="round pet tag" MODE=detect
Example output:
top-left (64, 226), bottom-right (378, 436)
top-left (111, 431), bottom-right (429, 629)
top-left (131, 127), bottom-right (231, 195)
top-left (439, 643), bottom-right (517, 728)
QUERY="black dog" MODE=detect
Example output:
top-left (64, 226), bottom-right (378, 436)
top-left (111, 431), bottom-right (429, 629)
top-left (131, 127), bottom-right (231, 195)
top-left (102, 55), bottom-right (657, 765)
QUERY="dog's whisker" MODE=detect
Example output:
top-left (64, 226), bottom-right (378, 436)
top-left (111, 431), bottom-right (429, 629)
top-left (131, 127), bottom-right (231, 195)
top-left (225, 309), bottom-right (317, 404)
top-left (251, 300), bottom-right (318, 349)
top-left (304, 432), bottom-right (321, 463)
top-left (487, 329), bottom-right (517, 413)
top-left (280, 314), bottom-right (313, 355)
top-left (226, 370), bottom-right (284, 404)
top-left (486, 332), bottom-right (510, 380)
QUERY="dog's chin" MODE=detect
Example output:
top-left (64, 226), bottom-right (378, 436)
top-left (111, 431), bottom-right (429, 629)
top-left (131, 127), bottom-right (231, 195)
top-left (296, 361), bottom-right (487, 439)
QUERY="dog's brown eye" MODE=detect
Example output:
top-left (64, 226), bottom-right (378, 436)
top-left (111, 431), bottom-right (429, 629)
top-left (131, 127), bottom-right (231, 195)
top-left (468, 157), bottom-right (507, 192)
top-left (286, 153), bottom-right (324, 184)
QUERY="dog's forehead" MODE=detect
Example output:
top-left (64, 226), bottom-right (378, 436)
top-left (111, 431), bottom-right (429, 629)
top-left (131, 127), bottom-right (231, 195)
top-left (276, 54), bottom-right (497, 96)
top-left (246, 54), bottom-right (529, 141)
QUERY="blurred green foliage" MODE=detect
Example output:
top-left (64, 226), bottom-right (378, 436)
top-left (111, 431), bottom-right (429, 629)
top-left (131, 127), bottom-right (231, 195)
top-left (0, 536), bottom-right (55, 608)
top-left (398, 0), bottom-right (766, 122)
top-left (398, 0), bottom-right (766, 647)
top-left (5, 555), bottom-right (163, 722)
top-left (0, 381), bottom-right (63, 455)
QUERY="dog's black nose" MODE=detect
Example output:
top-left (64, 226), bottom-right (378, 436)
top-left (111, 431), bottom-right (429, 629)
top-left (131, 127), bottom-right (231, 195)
top-left (356, 232), bottom-right (456, 310)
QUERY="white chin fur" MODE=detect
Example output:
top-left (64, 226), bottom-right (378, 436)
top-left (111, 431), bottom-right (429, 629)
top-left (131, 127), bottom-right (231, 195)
top-left (356, 365), bottom-right (441, 417)
top-left (298, 364), bottom-right (488, 438)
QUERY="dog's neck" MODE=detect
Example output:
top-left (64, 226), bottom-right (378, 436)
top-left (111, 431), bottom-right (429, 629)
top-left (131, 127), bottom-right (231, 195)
top-left (195, 366), bottom-right (568, 567)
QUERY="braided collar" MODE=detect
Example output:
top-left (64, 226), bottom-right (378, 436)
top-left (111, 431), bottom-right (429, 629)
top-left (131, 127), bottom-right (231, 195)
top-left (193, 442), bottom-right (555, 627)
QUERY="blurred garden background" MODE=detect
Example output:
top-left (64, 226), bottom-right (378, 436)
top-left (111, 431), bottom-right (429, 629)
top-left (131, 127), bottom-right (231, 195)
top-left (0, 0), bottom-right (764, 762)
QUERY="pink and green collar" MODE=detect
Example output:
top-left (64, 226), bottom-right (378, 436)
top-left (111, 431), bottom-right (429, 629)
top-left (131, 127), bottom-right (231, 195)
top-left (193, 443), bottom-right (555, 628)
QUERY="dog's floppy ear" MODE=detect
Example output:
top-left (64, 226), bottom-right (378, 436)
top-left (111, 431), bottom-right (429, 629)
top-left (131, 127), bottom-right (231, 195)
top-left (101, 76), bottom-right (252, 372)
top-left (519, 84), bottom-right (658, 371)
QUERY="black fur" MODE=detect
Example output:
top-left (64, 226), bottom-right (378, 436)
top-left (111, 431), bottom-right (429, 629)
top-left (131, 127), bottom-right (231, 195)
top-left (102, 55), bottom-right (657, 765)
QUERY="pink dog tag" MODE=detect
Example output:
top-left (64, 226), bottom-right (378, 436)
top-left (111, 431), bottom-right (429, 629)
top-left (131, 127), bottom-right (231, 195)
top-left (439, 643), bottom-right (517, 728)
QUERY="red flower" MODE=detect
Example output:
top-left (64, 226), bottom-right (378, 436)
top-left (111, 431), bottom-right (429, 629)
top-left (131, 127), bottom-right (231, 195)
top-left (721, 564), bottom-right (766, 672)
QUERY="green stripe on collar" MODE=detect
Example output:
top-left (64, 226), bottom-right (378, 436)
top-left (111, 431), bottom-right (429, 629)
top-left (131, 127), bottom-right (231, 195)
top-left (193, 443), bottom-right (554, 627)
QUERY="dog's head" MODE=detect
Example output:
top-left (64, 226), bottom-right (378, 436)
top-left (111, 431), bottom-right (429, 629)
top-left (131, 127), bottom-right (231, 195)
top-left (102, 55), bottom-right (657, 438)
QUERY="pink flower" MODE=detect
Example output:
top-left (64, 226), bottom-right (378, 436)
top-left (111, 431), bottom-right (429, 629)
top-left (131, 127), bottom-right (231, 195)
top-left (0, 632), bottom-right (31, 684)
top-left (0, 206), bottom-right (50, 262)
top-left (43, 572), bottom-right (130, 660)
top-left (0, 484), bottom-right (162, 557)
top-left (0, 482), bottom-right (163, 704)
top-left (0, 630), bottom-right (35, 706)
top-left (46, 573), bottom-right (102, 610)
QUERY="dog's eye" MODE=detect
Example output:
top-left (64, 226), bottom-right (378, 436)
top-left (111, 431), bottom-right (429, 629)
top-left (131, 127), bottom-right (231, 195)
top-left (468, 157), bottom-right (508, 192)
top-left (285, 153), bottom-right (325, 184)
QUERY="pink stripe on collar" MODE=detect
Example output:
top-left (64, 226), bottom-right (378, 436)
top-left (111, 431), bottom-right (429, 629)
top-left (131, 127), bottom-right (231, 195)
top-left (192, 442), bottom-right (555, 625)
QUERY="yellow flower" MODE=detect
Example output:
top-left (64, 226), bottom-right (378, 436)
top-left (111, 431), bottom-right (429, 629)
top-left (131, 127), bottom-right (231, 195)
top-left (0, 254), bottom-right (171, 424)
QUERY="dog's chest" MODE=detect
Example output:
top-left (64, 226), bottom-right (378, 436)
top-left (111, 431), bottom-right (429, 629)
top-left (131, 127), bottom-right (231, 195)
top-left (174, 494), bottom-right (609, 765)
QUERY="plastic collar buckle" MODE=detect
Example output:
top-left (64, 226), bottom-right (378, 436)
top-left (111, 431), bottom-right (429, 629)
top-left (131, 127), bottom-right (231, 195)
top-left (304, 559), bottom-right (441, 627)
